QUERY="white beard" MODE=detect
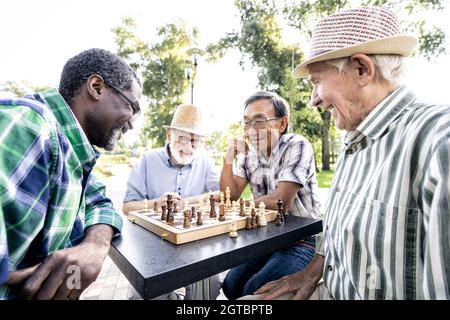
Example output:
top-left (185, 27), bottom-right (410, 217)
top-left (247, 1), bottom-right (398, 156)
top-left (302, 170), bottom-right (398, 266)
top-left (169, 138), bottom-right (195, 166)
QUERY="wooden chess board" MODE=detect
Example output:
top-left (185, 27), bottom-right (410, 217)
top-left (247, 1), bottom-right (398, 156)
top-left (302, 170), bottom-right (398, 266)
top-left (128, 204), bottom-right (278, 245)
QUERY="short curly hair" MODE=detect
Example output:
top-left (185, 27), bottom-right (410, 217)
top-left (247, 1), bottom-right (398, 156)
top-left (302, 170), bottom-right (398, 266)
top-left (58, 48), bottom-right (140, 104)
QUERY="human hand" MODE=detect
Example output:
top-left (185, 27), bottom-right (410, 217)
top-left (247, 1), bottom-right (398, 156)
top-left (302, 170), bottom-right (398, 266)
top-left (7, 264), bottom-right (40, 286)
top-left (20, 225), bottom-right (113, 300)
top-left (157, 192), bottom-right (181, 207)
top-left (225, 137), bottom-right (249, 164)
top-left (254, 272), bottom-right (318, 300)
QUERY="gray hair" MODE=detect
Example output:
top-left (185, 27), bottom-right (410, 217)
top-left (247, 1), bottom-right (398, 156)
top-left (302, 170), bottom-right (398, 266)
top-left (325, 54), bottom-right (407, 86)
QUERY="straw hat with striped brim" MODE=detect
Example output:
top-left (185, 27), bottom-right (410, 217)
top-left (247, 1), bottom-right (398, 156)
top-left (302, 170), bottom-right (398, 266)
top-left (293, 6), bottom-right (418, 78)
top-left (163, 104), bottom-right (207, 136)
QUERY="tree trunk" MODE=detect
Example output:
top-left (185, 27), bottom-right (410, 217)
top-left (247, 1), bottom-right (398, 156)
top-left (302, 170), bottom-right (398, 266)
top-left (321, 110), bottom-right (331, 171)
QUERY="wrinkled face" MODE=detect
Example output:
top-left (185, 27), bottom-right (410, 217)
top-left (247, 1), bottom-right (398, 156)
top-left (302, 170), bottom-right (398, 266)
top-left (167, 129), bottom-right (202, 165)
top-left (243, 99), bottom-right (286, 157)
top-left (308, 61), bottom-right (362, 131)
top-left (92, 78), bottom-right (142, 151)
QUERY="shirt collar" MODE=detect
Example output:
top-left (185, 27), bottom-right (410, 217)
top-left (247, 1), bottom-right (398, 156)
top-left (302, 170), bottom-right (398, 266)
top-left (40, 88), bottom-right (98, 166)
top-left (345, 85), bottom-right (416, 146)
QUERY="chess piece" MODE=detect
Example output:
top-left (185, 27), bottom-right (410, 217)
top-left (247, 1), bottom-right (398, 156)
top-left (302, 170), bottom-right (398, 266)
top-left (251, 208), bottom-right (258, 229)
top-left (232, 200), bottom-right (237, 213)
top-left (249, 194), bottom-right (255, 210)
top-left (184, 200), bottom-right (189, 212)
top-left (198, 199), bottom-right (203, 212)
top-left (229, 223), bottom-right (238, 238)
top-left (167, 206), bottom-right (174, 224)
top-left (225, 187), bottom-right (232, 208)
top-left (245, 216), bottom-right (252, 230)
top-left (219, 203), bottom-right (226, 221)
top-left (191, 206), bottom-right (196, 220)
top-left (143, 199), bottom-right (148, 211)
top-left (277, 199), bottom-right (284, 223)
top-left (183, 210), bottom-right (191, 228)
top-left (220, 191), bottom-right (225, 206)
top-left (258, 211), bottom-right (267, 227)
top-left (275, 213), bottom-right (282, 226)
top-left (153, 201), bottom-right (158, 212)
top-left (173, 201), bottom-right (178, 214)
top-left (161, 205), bottom-right (167, 221)
top-left (210, 194), bottom-right (217, 218)
top-left (258, 201), bottom-right (266, 214)
top-left (196, 211), bottom-right (203, 225)
top-left (239, 198), bottom-right (245, 217)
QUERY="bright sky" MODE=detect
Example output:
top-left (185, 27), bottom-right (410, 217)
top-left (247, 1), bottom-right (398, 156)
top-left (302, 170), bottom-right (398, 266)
top-left (1, 0), bottom-right (449, 142)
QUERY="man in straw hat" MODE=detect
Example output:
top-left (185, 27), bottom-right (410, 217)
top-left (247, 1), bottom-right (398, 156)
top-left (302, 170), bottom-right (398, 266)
top-left (123, 104), bottom-right (221, 300)
top-left (250, 6), bottom-right (450, 300)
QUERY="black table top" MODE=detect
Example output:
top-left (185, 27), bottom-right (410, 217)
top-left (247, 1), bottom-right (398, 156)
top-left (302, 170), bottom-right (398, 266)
top-left (109, 215), bottom-right (322, 299)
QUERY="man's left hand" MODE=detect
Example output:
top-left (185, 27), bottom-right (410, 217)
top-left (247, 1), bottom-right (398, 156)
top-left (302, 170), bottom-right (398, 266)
top-left (20, 224), bottom-right (113, 300)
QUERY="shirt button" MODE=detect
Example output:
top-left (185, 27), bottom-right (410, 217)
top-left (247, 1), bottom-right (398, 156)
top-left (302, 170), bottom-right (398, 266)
top-left (327, 265), bottom-right (333, 272)
top-left (326, 225), bottom-right (329, 231)
top-left (336, 187), bottom-right (340, 192)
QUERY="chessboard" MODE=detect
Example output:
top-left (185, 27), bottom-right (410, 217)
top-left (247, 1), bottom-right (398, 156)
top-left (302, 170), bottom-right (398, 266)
top-left (128, 202), bottom-right (279, 245)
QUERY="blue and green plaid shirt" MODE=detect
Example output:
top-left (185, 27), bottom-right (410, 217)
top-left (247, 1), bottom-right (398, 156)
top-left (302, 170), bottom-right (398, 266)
top-left (0, 89), bottom-right (123, 298)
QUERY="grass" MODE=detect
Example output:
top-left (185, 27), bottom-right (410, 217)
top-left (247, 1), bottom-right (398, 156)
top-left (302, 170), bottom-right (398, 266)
top-left (317, 168), bottom-right (335, 188)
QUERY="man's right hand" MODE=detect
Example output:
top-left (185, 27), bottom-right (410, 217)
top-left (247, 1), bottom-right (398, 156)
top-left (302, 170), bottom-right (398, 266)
top-left (253, 271), bottom-right (318, 300)
top-left (156, 192), bottom-right (181, 207)
top-left (225, 137), bottom-right (249, 164)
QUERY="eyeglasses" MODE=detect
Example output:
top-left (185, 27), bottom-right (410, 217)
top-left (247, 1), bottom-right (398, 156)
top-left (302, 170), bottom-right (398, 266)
top-left (176, 135), bottom-right (202, 147)
top-left (241, 117), bottom-right (279, 130)
top-left (103, 79), bottom-right (140, 115)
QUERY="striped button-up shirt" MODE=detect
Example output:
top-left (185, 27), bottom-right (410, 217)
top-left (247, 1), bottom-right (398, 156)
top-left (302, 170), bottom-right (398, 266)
top-left (234, 133), bottom-right (320, 219)
top-left (0, 89), bottom-right (123, 299)
top-left (322, 85), bottom-right (450, 299)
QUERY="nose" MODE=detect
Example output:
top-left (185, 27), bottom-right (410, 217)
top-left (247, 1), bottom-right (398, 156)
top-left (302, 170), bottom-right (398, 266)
top-left (310, 87), bottom-right (322, 107)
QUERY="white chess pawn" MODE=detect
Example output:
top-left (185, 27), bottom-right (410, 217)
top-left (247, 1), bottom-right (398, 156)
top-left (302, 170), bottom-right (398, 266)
top-left (229, 223), bottom-right (238, 238)
top-left (220, 191), bottom-right (225, 206)
top-left (258, 202), bottom-right (267, 226)
top-left (232, 200), bottom-right (237, 213)
top-left (225, 187), bottom-right (232, 208)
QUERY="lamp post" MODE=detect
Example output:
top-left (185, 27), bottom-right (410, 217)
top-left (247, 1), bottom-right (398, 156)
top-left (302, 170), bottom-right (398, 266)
top-left (185, 48), bottom-right (204, 105)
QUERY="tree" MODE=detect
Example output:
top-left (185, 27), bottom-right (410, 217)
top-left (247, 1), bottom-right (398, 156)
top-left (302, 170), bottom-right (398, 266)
top-left (207, 0), bottom-right (447, 170)
top-left (0, 80), bottom-right (50, 97)
top-left (112, 18), bottom-right (200, 147)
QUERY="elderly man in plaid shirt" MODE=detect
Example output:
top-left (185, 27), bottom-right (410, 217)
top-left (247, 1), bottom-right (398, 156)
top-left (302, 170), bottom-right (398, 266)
top-left (0, 48), bottom-right (141, 299)
top-left (220, 91), bottom-right (321, 299)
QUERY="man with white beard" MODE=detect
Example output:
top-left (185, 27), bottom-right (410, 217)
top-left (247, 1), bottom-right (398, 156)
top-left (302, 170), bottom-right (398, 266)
top-left (122, 104), bottom-right (220, 300)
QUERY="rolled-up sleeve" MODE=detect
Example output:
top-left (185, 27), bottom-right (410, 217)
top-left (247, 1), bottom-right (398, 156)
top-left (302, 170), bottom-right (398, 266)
top-left (84, 174), bottom-right (123, 237)
top-left (422, 138), bottom-right (450, 299)
top-left (278, 139), bottom-right (315, 187)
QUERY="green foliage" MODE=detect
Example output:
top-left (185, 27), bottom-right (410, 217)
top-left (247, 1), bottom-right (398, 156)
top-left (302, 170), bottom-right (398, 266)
top-left (0, 80), bottom-right (51, 97)
top-left (316, 168), bottom-right (335, 188)
top-left (206, 0), bottom-right (446, 171)
top-left (112, 18), bottom-right (200, 147)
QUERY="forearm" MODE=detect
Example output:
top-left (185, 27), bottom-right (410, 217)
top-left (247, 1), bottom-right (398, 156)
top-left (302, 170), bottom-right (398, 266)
top-left (303, 254), bottom-right (325, 283)
top-left (220, 160), bottom-right (241, 200)
top-left (122, 200), bottom-right (147, 215)
top-left (82, 224), bottom-right (114, 257)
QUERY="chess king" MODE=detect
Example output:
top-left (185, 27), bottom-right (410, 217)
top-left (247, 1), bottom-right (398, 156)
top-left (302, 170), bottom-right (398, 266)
top-left (123, 104), bottom-right (221, 300)
top-left (219, 91), bottom-right (321, 299)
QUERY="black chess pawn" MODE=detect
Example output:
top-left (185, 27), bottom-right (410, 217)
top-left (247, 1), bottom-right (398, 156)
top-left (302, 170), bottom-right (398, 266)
top-left (196, 211), bottom-right (203, 226)
top-left (153, 201), bottom-right (158, 212)
top-left (275, 213), bottom-right (282, 226)
top-left (191, 206), bottom-right (196, 220)
top-left (245, 216), bottom-right (252, 230)
top-left (277, 199), bottom-right (285, 223)
top-left (239, 198), bottom-right (245, 217)
top-left (219, 203), bottom-right (226, 221)
top-left (161, 205), bottom-right (167, 221)
top-left (183, 210), bottom-right (191, 228)
top-left (173, 202), bottom-right (178, 214)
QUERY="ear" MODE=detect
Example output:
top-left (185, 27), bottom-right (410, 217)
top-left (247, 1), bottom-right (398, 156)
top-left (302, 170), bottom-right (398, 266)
top-left (165, 129), bottom-right (171, 143)
top-left (347, 53), bottom-right (375, 86)
top-left (86, 74), bottom-right (105, 101)
top-left (279, 116), bottom-right (289, 133)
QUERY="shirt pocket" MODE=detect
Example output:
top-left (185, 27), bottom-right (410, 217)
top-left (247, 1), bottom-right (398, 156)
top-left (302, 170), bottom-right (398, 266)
top-left (341, 192), bottom-right (422, 299)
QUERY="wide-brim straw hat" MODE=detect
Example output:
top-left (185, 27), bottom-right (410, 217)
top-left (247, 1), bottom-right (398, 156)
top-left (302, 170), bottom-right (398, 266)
top-left (162, 104), bottom-right (207, 136)
top-left (293, 6), bottom-right (418, 78)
